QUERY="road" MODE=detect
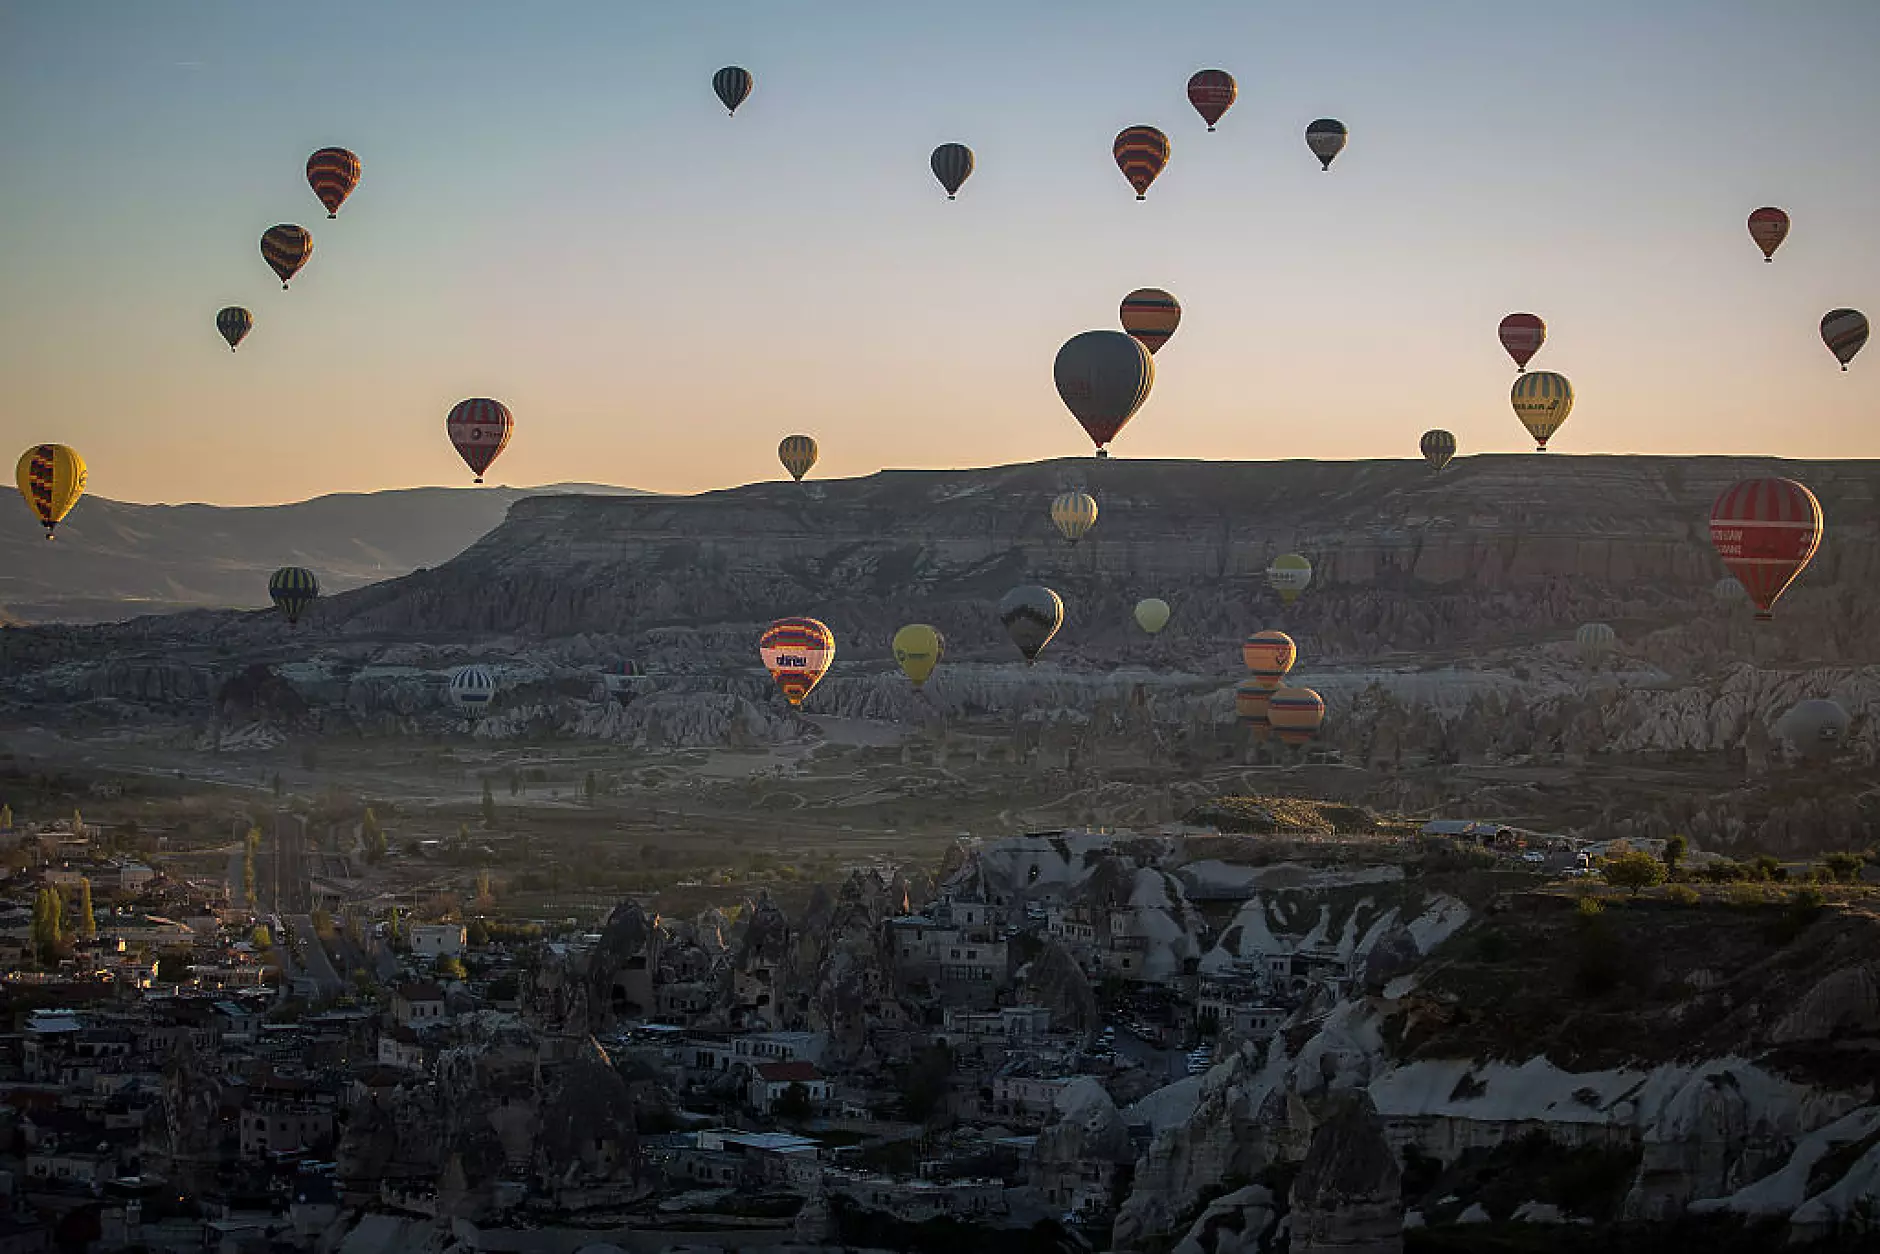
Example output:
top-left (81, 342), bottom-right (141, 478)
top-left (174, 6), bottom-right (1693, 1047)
top-left (287, 913), bottom-right (346, 998)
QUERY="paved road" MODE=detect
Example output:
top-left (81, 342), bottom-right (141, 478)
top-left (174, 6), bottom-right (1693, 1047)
top-left (287, 914), bottom-right (346, 998)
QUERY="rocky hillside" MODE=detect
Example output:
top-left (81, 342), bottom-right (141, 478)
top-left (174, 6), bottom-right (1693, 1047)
top-left (0, 482), bottom-right (643, 624)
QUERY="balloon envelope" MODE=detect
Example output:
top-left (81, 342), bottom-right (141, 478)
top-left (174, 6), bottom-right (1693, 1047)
top-left (269, 567), bottom-right (319, 625)
top-left (1776, 699), bottom-right (1849, 760)
top-left (1575, 622), bottom-right (1616, 665)
top-left (998, 585), bottom-right (1064, 664)
top-left (448, 665), bottom-right (498, 718)
top-left (260, 225), bottom-right (313, 289)
top-left (1134, 598), bottom-right (1171, 634)
top-left (1709, 477), bottom-right (1823, 621)
top-left (1266, 555), bottom-right (1313, 605)
top-left (1268, 686), bottom-right (1326, 744)
top-left (305, 147), bottom-right (362, 218)
top-left (1235, 678), bottom-right (1271, 738)
top-left (1747, 207), bottom-right (1789, 261)
top-left (1305, 119), bottom-right (1347, 169)
top-left (446, 399), bottom-right (514, 483)
top-left (1120, 288), bottom-right (1181, 354)
top-left (713, 67), bottom-right (753, 114)
top-left (1051, 491), bottom-right (1098, 544)
top-left (1187, 70), bottom-right (1237, 130)
top-left (1242, 630), bottom-right (1296, 689)
top-left (1113, 126), bottom-right (1170, 199)
top-left (892, 624), bottom-right (944, 688)
top-left (1054, 330), bottom-right (1154, 454)
top-left (760, 617), bottom-right (835, 706)
top-left (931, 143), bottom-right (974, 198)
top-left (15, 444), bottom-right (87, 538)
top-left (216, 307), bottom-right (253, 351)
top-left (1498, 313), bottom-right (1546, 371)
top-left (1713, 576), bottom-right (1747, 604)
top-left (1821, 309), bottom-right (1868, 369)
top-left (1510, 371), bottom-right (1573, 450)
top-left (778, 434), bottom-right (818, 482)
top-left (1420, 429), bottom-right (1456, 471)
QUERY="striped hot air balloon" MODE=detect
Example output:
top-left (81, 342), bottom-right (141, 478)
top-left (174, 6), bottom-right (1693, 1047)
top-left (1235, 678), bottom-right (1271, 740)
top-left (260, 225), bottom-right (313, 289)
top-left (1708, 477), bottom-right (1823, 622)
top-left (216, 307), bottom-right (253, 352)
top-left (1420, 429), bottom-right (1456, 471)
top-left (446, 398), bottom-right (514, 484)
top-left (778, 434), bottom-right (818, 482)
top-left (1054, 330), bottom-right (1155, 456)
top-left (1242, 630), bottom-right (1296, 690)
top-left (1575, 622), bottom-right (1616, 667)
top-left (1498, 313), bottom-right (1546, 371)
top-left (1821, 309), bottom-right (1868, 370)
top-left (1187, 69), bottom-right (1237, 131)
top-left (1120, 288), bottom-right (1181, 354)
top-left (305, 148), bottom-right (361, 219)
top-left (1305, 119), bottom-right (1347, 170)
top-left (268, 567), bottom-right (319, 625)
top-left (1050, 491), bottom-right (1099, 544)
top-left (713, 66), bottom-right (753, 115)
top-left (1747, 207), bottom-right (1789, 262)
top-left (1113, 126), bottom-right (1170, 199)
top-left (1510, 371), bottom-right (1573, 450)
top-left (1268, 687), bottom-right (1326, 745)
top-left (14, 444), bottom-right (86, 540)
top-left (759, 617), bottom-right (836, 706)
top-left (448, 665), bottom-right (498, 719)
top-left (931, 143), bottom-right (974, 199)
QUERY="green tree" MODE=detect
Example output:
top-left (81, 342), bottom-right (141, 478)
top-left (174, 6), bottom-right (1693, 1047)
top-left (467, 918), bottom-right (490, 947)
top-left (1, 803), bottom-right (12, 830)
top-left (362, 807), bottom-right (388, 864)
top-left (900, 1042), bottom-right (955, 1123)
top-left (1821, 852), bottom-right (1865, 884)
top-left (433, 953), bottom-right (467, 981)
top-left (1603, 850), bottom-right (1667, 896)
top-left (1753, 855), bottom-right (1787, 882)
top-left (773, 1081), bottom-right (813, 1120)
top-left (252, 924), bottom-right (273, 950)
top-left (1662, 834), bottom-right (1688, 878)
top-left (30, 889), bottom-right (53, 964)
top-left (76, 878), bottom-right (96, 940)
top-left (473, 869), bottom-right (494, 910)
top-left (311, 909), bottom-right (336, 939)
top-left (481, 779), bottom-right (496, 829)
top-left (71, 808), bottom-right (83, 838)
top-left (243, 845), bottom-right (257, 907)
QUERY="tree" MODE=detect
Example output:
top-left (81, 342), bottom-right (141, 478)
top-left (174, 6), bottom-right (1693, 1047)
top-left (1821, 852), bottom-right (1865, 884)
top-left (433, 954), bottom-right (467, 981)
top-left (1662, 834), bottom-right (1688, 878)
top-left (900, 1043), bottom-right (955, 1123)
top-left (252, 924), bottom-right (273, 950)
top-left (362, 807), bottom-right (387, 864)
top-left (1603, 850), bottom-right (1667, 896)
top-left (473, 869), bottom-right (495, 910)
top-left (0, 803), bottom-right (12, 830)
top-left (311, 909), bottom-right (336, 939)
top-left (773, 1081), bottom-right (813, 1120)
top-left (481, 779), bottom-right (496, 829)
top-left (76, 878), bottom-right (96, 940)
top-left (467, 918), bottom-right (490, 947)
top-left (272, 773), bottom-right (284, 798)
top-left (243, 844), bottom-right (257, 907)
top-left (71, 808), bottom-right (83, 838)
top-left (583, 772), bottom-right (598, 804)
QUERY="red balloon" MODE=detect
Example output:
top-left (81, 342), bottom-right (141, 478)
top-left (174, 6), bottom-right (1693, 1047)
top-left (1498, 313), bottom-right (1545, 371)
top-left (1113, 126), bottom-right (1171, 200)
top-left (1747, 207), bottom-right (1789, 262)
top-left (1187, 70), bottom-right (1237, 131)
top-left (1708, 477), bottom-right (1823, 621)
top-left (446, 398), bottom-right (514, 484)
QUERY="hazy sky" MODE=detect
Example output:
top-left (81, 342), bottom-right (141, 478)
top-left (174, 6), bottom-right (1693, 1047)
top-left (3, 1), bottom-right (1877, 506)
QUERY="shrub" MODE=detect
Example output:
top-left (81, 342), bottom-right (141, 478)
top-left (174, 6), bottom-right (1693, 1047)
top-left (1664, 884), bottom-right (1701, 906)
top-left (1603, 850), bottom-right (1667, 896)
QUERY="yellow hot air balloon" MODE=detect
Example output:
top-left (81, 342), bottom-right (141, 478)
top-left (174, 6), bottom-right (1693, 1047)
top-left (778, 434), bottom-right (818, 482)
top-left (1266, 554), bottom-right (1313, 605)
top-left (15, 444), bottom-right (87, 539)
top-left (1134, 598), bottom-right (1170, 634)
top-left (1510, 372), bottom-right (1574, 451)
top-left (1051, 491), bottom-right (1098, 544)
top-left (892, 624), bottom-right (944, 689)
top-left (1268, 686), bottom-right (1326, 745)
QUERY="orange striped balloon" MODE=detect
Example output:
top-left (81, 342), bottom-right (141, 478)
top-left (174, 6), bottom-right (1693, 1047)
top-left (1113, 126), bottom-right (1170, 200)
top-left (1268, 687), bottom-right (1325, 745)
top-left (306, 148), bottom-right (361, 219)
top-left (1242, 630), bottom-right (1296, 691)
top-left (260, 225), bottom-right (313, 289)
top-left (1120, 288), bottom-right (1181, 354)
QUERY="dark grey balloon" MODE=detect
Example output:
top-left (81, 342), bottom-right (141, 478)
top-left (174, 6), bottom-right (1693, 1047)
top-left (1776, 698), bottom-right (1850, 760)
top-left (997, 585), bottom-right (1064, 664)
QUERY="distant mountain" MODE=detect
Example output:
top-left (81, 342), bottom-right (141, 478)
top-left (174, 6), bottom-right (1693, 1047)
top-left (0, 483), bottom-right (647, 624)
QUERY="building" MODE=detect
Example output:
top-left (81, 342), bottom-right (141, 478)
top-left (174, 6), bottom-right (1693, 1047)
top-left (748, 1060), bottom-right (827, 1113)
top-left (407, 924), bottom-right (466, 959)
top-left (391, 983), bottom-right (447, 1029)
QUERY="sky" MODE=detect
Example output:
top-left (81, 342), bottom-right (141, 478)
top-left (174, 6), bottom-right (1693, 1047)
top-left (2, 0), bottom-right (1877, 507)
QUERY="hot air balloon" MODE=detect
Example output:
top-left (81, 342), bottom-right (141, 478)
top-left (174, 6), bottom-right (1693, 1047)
top-left (1054, 331), bottom-right (1154, 457)
top-left (1713, 576), bottom-right (1747, 604)
top-left (448, 665), bottom-right (498, 719)
top-left (1305, 119), bottom-right (1347, 170)
top-left (778, 434), bottom-right (818, 482)
top-left (1747, 207), bottom-right (1789, 262)
top-left (892, 624), bottom-right (944, 689)
top-left (931, 143), bottom-right (974, 199)
top-left (1134, 598), bottom-right (1171, 634)
top-left (1268, 686), bottom-right (1326, 744)
top-left (1051, 491), bottom-right (1098, 545)
top-left (1498, 313), bottom-right (1546, 372)
top-left (305, 147), bottom-right (361, 219)
top-left (1235, 678), bottom-right (1271, 740)
top-left (15, 445), bottom-right (86, 539)
top-left (1266, 555), bottom-right (1312, 605)
top-left (1113, 126), bottom-right (1170, 199)
top-left (216, 307), bottom-right (253, 352)
top-left (713, 66), bottom-right (753, 115)
top-left (1242, 630), bottom-right (1296, 689)
top-left (1776, 699), bottom-right (1849, 761)
top-left (268, 567), bottom-right (319, 626)
top-left (1575, 622), bottom-right (1616, 667)
top-left (759, 617), bottom-right (835, 707)
top-left (1821, 309), bottom-right (1868, 370)
top-left (1709, 477), bottom-right (1823, 622)
top-left (446, 398), bottom-right (513, 484)
top-left (1187, 70), bottom-right (1237, 131)
top-left (1120, 288), bottom-right (1181, 354)
top-left (261, 225), bottom-right (313, 289)
top-left (1510, 372), bottom-right (1573, 451)
top-left (1420, 429), bottom-right (1456, 471)
top-left (998, 585), bottom-right (1063, 664)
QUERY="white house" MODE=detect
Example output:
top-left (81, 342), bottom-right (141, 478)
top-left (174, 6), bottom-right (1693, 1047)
top-left (408, 924), bottom-right (466, 959)
top-left (747, 1061), bottom-right (827, 1113)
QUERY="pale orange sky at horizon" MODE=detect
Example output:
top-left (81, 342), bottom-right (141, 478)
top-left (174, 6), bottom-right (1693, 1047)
top-left (3, 1), bottom-right (1877, 509)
